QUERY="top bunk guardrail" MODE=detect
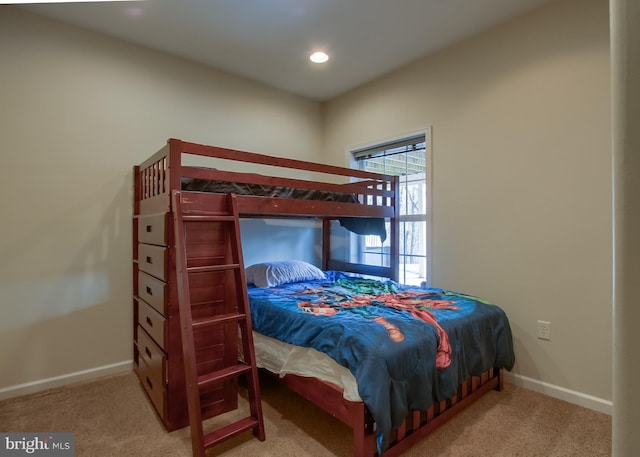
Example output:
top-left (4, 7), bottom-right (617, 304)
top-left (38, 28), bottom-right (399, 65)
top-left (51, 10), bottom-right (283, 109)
top-left (134, 138), bottom-right (399, 218)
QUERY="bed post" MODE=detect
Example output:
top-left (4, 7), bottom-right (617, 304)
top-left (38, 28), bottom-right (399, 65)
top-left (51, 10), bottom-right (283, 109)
top-left (352, 406), bottom-right (366, 457)
top-left (133, 165), bottom-right (141, 216)
top-left (321, 218), bottom-right (331, 271)
top-left (167, 138), bottom-right (183, 195)
top-left (351, 402), bottom-right (376, 457)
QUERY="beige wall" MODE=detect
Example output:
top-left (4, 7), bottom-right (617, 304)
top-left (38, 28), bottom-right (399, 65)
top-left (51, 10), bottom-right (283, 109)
top-left (0, 7), bottom-right (322, 392)
top-left (324, 0), bottom-right (612, 404)
top-left (0, 0), bottom-right (614, 410)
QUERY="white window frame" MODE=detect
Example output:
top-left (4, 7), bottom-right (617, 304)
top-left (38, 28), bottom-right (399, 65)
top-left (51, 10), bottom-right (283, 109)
top-left (346, 127), bottom-right (433, 286)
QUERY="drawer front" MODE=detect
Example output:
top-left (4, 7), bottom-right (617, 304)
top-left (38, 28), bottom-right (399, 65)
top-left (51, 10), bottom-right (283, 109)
top-left (138, 300), bottom-right (166, 349)
top-left (135, 351), bottom-right (166, 418)
top-left (138, 213), bottom-right (169, 246)
top-left (137, 326), bottom-right (166, 385)
top-left (135, 327), bottom-right (166, 418)
top-left (138, 271), bottom-right (168, 316)
top-left (138, 244), bottom-right (168, 281)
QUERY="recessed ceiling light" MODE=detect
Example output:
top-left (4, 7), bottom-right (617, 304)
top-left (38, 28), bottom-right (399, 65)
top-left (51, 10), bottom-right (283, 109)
top-left (309, 51), bottom-right (329, 64)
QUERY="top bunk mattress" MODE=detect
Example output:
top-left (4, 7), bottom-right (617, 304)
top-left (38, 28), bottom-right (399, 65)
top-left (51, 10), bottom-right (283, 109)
top-left (182, 177), bottom-right (358, 203)
top-left (181, 177), bottom-right (388, 240)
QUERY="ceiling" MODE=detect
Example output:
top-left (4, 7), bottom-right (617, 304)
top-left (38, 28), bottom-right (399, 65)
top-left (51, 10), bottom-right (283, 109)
top-left (20, 0), bottom-right (556, 101)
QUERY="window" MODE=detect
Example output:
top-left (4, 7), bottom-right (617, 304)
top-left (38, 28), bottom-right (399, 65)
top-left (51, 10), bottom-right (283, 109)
top-left (351, 132), bottom-right (431, 286)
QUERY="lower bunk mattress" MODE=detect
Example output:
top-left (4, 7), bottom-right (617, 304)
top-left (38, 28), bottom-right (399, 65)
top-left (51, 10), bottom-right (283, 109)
top-left (253, 331), bottom-right (361, 401)
top-left (247, 269), bottom-right (515, 452)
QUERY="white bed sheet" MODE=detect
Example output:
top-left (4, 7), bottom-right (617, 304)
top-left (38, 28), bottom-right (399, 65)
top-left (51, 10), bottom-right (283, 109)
top-left (252, 331), bottom-right (362, 402)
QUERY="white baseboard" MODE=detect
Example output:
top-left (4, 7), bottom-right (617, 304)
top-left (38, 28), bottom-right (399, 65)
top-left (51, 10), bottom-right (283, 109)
top-left (505, 372), bottom-right (612, 415)
top-left (0, 362), bottom-right (612, 417)
top-left (0, 360), bottom-right (133, 401)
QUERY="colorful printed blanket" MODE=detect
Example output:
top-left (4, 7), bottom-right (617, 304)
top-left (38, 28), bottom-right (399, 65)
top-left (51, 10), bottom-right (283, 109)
top-left (248, 271), bottom-right (515, 452)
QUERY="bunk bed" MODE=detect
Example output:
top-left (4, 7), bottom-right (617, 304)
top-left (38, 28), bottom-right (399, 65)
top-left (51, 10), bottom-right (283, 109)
top-left (132, 138), bottom-right (515, 457)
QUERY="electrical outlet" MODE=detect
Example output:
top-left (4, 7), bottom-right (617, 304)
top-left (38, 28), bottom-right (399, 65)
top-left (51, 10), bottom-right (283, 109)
top-left (537, 320), bottom-right (551, 340)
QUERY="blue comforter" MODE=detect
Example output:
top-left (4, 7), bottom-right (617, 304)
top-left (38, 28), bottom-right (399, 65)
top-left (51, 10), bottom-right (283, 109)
top-left (248, 272), bottom-right (515, 452)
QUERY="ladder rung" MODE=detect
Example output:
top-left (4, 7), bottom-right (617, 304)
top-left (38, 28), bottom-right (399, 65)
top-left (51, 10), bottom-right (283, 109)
top-left (187, 264), bottom-right (240, 274)
top-left (192, 313), bottom-right (246, 329)
top-left (203, 416), bottom-right (259, 449)
top-left (197, 364), bottom-right (252, 388)
top-left (183, 215), bottom-right (235, 222)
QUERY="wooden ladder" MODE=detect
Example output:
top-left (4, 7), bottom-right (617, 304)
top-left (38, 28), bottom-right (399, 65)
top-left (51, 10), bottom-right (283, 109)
top-left (171, 190), bottom-right (265, 457)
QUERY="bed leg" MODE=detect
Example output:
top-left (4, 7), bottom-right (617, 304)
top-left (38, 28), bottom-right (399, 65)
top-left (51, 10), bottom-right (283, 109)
top-left (353, 411), bottom-right (367, 457)
top-left (494, 367), bottom-right (504, 392)
top-left (353, 427), bottom-right (365, 457)
top-left (352, 405), bottom-right (376, 457)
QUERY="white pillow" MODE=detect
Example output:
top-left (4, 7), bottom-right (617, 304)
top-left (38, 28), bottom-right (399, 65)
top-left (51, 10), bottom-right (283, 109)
top-left (245, 260), bottom-right (326, 288)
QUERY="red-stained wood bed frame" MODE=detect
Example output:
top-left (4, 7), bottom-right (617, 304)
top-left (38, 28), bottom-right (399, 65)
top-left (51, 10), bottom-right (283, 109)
top-left (133, 138), bottom-right (505, 457)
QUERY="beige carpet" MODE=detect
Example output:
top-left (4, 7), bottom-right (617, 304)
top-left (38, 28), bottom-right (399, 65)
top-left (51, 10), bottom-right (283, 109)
top-left (0, 372), bottom-right (611, 457)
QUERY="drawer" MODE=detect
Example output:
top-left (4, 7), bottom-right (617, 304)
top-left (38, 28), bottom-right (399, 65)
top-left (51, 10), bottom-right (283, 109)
top-left (138, 244), bottom-right (168, 281)
top-left (138, 299), bottom-right (166, 348)
top-left (138, 271), bottom-right (168, 316)
top-left (138, 213), bottom-right (169, 246)
top-left (137, 326), bottom-right (166, 373)
top-left (136, 326), bottom-right (166, 387)
top-left (135, 348), bottom-right (166, 419)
